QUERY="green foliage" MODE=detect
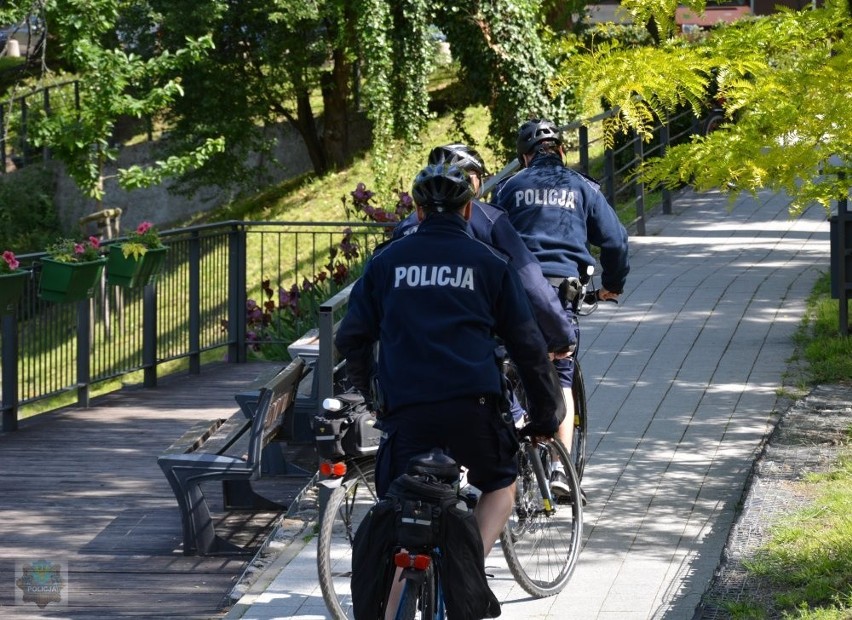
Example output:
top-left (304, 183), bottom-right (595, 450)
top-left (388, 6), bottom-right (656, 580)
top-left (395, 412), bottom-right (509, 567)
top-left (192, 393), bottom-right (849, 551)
top-left (436, 0), bottom-right (571, 160)
top-left (118, 221), bottom-right (164, 259)
top-left (3, 1), bottom-right (218, 204)
top-left (0, 165), bottom-right (62, 253)
top-left (45, 236), bottom-right (103, 263)
top-left (554, 0), bottom-right (852, 215)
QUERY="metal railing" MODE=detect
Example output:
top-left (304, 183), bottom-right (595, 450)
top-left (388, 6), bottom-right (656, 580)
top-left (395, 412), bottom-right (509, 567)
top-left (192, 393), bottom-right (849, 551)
top-left (1, 104), bottom-right (706, 432)
top-left (0, 221), bottom-right (392, 431)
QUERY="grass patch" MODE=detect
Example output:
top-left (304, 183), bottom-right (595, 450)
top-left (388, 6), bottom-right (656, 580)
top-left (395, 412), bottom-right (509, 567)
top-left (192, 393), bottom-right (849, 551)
top-left (709, 270), bottom-right (852, 617)
top-left (741, 455), bottom-right (852, 617)
top-left (794, 272), bottom-right (852, 384)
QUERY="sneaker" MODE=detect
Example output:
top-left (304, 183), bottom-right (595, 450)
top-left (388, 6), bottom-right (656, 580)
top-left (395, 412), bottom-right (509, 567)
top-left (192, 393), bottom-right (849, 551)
top-left (550, 471), bottom-right (588, 506)
top-left (550, 470), bottom-right (571, 498)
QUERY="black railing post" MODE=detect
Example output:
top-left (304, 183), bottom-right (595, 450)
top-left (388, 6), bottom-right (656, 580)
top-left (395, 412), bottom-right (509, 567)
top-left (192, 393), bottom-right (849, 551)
top-left (1, 313), bottom-right (19, 432)
top-left (42, 88), bottom-right (51, 162)
top-left (838, 192), bottom-right (849, 336)
top-left (0, 104), bottom-right (6, 173)
top-left (142, 283), bottom-right (158, 387)
top-left (228, 223), bottom-right (247, 363)
top-left (20, 97), bottom-right (29, 167)
top-left (660, 121), bottom-right (672, 215)
top-left (76, 300), bottom-right (92, 407)
top-left (188, 231), bottom-right (201, 374)
top-left (604, 146), bottom-right (616, 208)
top-left (633, 132), bottom-right (646, 236)
top-left (579, 125), bottom-right (590, 175)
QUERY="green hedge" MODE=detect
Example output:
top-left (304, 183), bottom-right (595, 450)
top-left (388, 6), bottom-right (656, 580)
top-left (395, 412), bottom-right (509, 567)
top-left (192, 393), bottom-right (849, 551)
top-left (0, 164), bottom-right (62, 253)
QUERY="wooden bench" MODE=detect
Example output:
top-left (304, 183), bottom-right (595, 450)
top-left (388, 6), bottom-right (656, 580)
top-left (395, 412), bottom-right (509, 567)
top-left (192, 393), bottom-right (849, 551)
top-left (157, 357), bottom-right (307, 555)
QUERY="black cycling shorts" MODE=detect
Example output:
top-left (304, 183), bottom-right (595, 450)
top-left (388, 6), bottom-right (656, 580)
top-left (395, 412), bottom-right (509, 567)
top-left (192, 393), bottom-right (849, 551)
top-left (374, 395), bottom-right (519, 498)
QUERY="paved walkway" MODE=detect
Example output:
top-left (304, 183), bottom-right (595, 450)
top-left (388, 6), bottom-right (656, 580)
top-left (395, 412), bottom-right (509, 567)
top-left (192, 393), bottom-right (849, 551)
top-left (225, 188), bottom-right (831, 620)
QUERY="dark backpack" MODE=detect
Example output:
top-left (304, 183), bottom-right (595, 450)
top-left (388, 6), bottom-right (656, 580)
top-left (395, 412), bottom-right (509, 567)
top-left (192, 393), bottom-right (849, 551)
top-left (351, 473), bottom-right (501, 619)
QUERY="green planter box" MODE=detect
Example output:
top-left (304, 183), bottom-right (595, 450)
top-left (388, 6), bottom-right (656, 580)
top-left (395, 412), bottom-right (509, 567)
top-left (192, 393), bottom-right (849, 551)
top-left (106, 245), bottom-right (168, 289)
top-left (38, 257), bottom-right (106, 303)
top-left (0, 270), bottom-right (28, 314)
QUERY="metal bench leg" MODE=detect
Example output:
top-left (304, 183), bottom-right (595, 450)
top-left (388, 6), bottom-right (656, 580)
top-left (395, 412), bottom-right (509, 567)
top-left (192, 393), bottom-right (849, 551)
top-left (160, 461), bottom-right (246, 555)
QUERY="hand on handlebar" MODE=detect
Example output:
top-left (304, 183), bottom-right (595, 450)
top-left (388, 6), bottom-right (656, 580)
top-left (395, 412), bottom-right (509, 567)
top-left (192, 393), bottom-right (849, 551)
top-left (520, 419), bottom-right (558, 440)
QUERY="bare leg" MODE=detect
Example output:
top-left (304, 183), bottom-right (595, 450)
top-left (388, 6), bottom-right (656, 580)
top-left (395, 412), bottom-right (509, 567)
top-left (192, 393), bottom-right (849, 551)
top-left (384, 566), bottom-right (404, 620)
top-left (555, 385), bottom-right (574, 453)
top-left (474, 482), bottom-right (516, 557)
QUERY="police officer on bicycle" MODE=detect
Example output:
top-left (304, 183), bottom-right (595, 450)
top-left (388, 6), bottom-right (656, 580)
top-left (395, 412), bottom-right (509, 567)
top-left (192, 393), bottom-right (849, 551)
top-left (496, 118), bottom-right (630, 498)
top-left (395, 144), bottom-right (576, 356)
top-left (335, 160), bottom-right (565, 561)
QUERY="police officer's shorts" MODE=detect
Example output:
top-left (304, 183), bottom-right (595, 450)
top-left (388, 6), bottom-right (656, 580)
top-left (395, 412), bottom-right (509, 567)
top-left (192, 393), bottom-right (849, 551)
top-left (374, 395), bottom-right (519, 499)
top-left (553, 311), bottom-right (580, 388)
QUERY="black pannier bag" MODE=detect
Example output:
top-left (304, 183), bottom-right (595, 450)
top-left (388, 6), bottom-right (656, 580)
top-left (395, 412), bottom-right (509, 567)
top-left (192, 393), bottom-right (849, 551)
top-left (314, 392), bottom-right (381, 460)
top-left (351, 473), bottom-right (501, 619)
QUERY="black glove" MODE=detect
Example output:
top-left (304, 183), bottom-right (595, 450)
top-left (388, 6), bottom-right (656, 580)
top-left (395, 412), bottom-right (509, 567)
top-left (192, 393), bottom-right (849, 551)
top-left (520, 416), bottom-right (559, 439)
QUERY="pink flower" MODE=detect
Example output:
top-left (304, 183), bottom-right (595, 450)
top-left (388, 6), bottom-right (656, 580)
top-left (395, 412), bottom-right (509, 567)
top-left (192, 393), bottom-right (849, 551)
top-left (2, 251), bottom-right (19, 271)
top-left (74, 244), bottom-right (85, 255)
top-left (137, 222), bottom-right (152, 235)
top-left (89, 236), bottom-right (101, 248)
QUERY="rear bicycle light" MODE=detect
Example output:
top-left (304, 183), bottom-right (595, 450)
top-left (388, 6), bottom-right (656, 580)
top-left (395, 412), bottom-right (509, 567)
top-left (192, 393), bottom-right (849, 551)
top-left (394, 551), bottom-right (431, 571)
top-left (319, 461), bottom-right (347, 477)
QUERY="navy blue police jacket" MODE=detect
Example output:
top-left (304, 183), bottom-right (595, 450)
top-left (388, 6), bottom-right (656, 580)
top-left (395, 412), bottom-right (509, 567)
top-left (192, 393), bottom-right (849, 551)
top-left (393, 199), bottom-right (575, 352)
top-left (495, 153), bottom-right (630, 293)
top-left (335, 213), bottom-right (564, 429)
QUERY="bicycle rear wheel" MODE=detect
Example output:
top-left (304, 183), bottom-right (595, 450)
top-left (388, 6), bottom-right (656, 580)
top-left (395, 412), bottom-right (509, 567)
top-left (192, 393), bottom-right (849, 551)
top-left (317, 459), bottom-right (377, 620)
top-left (571, 360), bottom-right (588, 481)
top-left (395, 563), bottom-right (440, 620)
top-left (500, 437), bottom-right (582, 597)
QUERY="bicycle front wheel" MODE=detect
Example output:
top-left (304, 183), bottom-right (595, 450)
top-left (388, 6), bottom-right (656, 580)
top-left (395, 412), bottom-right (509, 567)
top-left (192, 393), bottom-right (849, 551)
top-left (500, 437), bottom-right (582, 597)
top-left (572, 360), bottom-right (588, 481)
top-left (317, 459), bottom-right (377, 620)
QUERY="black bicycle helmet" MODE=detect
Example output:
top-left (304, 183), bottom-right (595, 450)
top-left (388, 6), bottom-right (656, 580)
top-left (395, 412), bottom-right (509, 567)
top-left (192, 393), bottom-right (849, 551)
top-left (411, 163), bottom-right (474, 213)
top-left (428, 143), bottom-right (489, 177)
top-left (516, 118), bottom-right (562, 160)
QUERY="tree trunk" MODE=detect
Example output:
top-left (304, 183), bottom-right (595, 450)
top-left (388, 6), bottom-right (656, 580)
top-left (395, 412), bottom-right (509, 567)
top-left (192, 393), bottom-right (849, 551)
top-left (322, 48), bottom-right (351, 170)
top-left (295, 92), bottom-right (328, 175)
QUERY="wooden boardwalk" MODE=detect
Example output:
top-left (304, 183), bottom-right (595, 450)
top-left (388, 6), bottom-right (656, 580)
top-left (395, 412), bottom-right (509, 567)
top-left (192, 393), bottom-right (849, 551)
top-left (0, 361), bottom-right (318, 619)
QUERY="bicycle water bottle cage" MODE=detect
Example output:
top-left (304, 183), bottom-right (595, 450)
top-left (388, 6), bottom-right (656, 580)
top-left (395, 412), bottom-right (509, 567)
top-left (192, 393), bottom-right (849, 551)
top-left (406, 448), bottom-right (460, 483)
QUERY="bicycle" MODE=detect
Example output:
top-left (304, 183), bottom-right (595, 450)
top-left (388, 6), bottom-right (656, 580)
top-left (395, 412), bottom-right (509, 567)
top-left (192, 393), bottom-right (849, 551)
top-left (505, 270), bottom-right (604, 483)
top-left (365, 448), bottom-right (499, 620)
top-left (498, 373), bottom-right (584, 598)
top-left (314, 392), bottom-right (381, 620)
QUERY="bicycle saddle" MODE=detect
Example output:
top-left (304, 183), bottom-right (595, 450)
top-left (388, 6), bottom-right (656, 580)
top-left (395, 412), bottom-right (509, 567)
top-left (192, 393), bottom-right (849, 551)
top-left (406, 448), bottom-right (460, 482)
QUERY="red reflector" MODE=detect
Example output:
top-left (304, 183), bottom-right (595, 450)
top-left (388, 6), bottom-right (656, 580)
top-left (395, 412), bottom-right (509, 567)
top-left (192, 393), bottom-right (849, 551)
top-left (318, 461), bottom-right (347, 478)
top-left (412, 554), bottom-right (431, 571)
top-left (394, 552), bottom-right (411, 568)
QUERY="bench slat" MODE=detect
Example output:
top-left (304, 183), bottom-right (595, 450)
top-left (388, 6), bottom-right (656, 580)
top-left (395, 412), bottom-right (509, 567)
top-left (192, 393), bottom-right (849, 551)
top-left (161, 419), bottom-right (225, 455)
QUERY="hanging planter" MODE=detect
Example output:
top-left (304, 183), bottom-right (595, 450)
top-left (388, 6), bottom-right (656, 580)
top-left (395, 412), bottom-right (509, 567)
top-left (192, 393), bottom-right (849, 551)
top-left (38, 258), bottom-right (107, 303)
top-left (0, 269), bottom-right (28, 315)
top-left (107, 245), bottom-right (168, 289)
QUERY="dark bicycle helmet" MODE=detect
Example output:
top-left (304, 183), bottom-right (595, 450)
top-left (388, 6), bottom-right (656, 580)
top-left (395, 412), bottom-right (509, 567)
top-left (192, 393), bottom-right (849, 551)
top-left (411, 163), bottom-right (474, 213)
top-left (428, 143), bottom-right (489, 177)
top-left (516, 118), bottom-right (562, 160)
